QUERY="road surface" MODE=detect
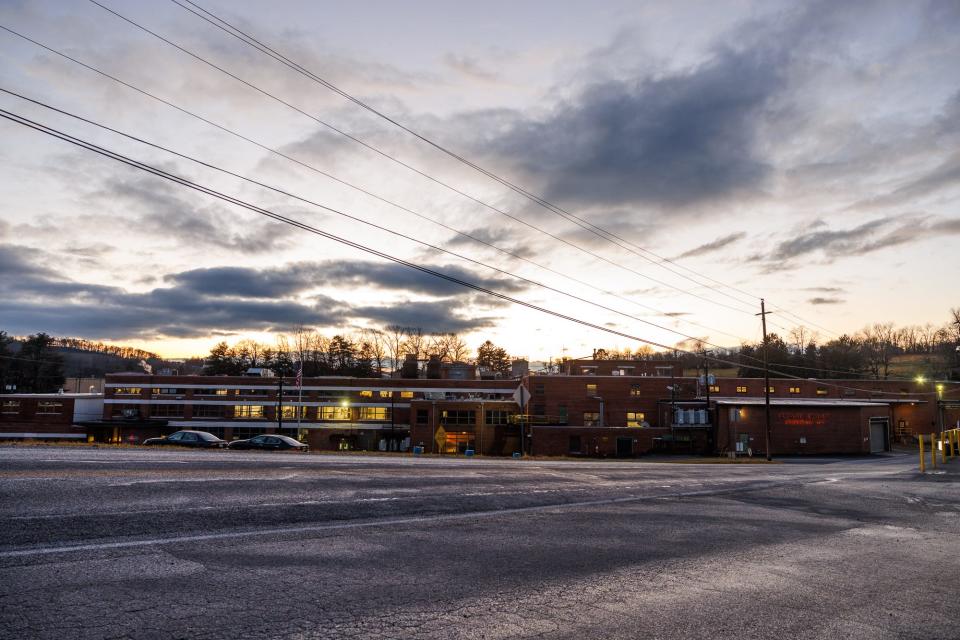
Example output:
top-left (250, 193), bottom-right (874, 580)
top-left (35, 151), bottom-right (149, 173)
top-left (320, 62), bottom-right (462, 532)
top-left (0, 446), bottom-right (957, 639)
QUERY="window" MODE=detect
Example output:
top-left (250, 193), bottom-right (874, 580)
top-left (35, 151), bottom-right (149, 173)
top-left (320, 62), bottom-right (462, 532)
top-left (238, 388), bottom-right (267, 397)
top-left (400, 391), bottom-right (414, 399)
top-left (558, 406), bottom-right (568, 424)
top-left (580, 366), bottom-right (597, 375)
top-left (736, 386), bottom-right (748, 394)
top-left (280, 406), bottom-right (307, 419)
top-left (485, 410), bottom-right (510, 425)
top-left (767, 387), bottom-right (775, 393)
top-left (379, 390), bottom-right (392, 398)
top-left (569, 435), bottom-right (582, 453)
top-left (729, 407), bottom-right (743, 422)
top-left (234, 405), bottom-right (264, 419)
top-left (114, 387), bottom-right (141, 395)
top-left (194, 388), bottom-right (229, 396)
top-left (440, 410), bottom-right (475, 425)
top-left (360, 390), bottom-right (373, 398)
top-left (150, 404), bottom-right (183, 417)
top-left (585, 383), bottom-right (598, 396)
top-left (359, 407), bottom-right (389, 421)
top-left (193, 405), bottom-right (226, 418)
top-left (816, 387), bottom-right (828, 396)
top-left (416, 409), bottom-right (429, 424)
top-left (626, 412), bottom-right (646, 427)
top-left (152, 388), bottom-right (184, 396)
top-left (320, 406), bottom-right (351, 421)
top-left (709, 385), bottom-right (720, 393)
top-left (36, 401), bottom-right (63, 414)
top-left (534, 383), bottom-right (545, 395)
top-left (583, 412), bottom-right (600, 427)
top-left (1, 400), bottom-right (20, 414)
top-left (630, 384), bottom-right (642, 397)
top-left (655, 366), bottom-right (674, 377)
top-left (789, 387), bottom-right (801, 394)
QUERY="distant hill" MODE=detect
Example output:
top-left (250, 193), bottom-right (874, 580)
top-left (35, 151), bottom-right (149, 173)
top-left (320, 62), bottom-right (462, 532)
top-left (9, 336), bottom-right (204, 378)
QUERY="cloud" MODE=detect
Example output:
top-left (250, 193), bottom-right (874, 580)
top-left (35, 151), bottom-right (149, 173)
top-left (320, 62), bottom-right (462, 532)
top-left (0, 247), bottom-right (506, 339)
top-left (807, 297), bottom-right (844, 305)
top-left (350, 300), bottom-right (497, 334)
top-left (674, 232), bottom-right (746, 259)
top-left (443, 53), bottom-right (498, 81)
top-left (472, 47), bottom-right (783, 209)
top-left (167, 260), bottom-right (528, 299)
top-left (91, 175), bottom-right (296, 254)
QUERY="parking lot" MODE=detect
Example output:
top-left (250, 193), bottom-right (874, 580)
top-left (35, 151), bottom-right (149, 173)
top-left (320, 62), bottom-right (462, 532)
top-left (1, 446), bottom-right (958, 639)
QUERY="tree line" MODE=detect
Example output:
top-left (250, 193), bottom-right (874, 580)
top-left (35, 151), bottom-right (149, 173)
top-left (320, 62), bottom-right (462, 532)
top-left (0, 332), bottom-right (66, 393)
top-left (201, 326), bottom-right (515, 377)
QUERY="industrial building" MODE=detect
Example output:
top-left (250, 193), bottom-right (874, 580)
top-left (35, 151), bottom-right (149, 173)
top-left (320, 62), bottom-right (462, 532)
top-left (1, 362), bottom-right (958, 457)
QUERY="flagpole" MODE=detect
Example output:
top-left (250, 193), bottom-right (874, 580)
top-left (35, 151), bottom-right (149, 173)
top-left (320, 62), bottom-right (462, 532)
top-left (296, 360), bottom-right (303, 435)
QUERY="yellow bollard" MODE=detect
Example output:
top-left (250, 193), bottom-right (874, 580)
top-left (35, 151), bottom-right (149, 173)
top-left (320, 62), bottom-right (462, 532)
top-left (952, 430), bottom-right (959, 459)
top-left (941, 436), bottom-right (948, 465)
top-left (919, 434), bottom-right (925, 472)
top-left (931, 434), bottom-right (937, 469)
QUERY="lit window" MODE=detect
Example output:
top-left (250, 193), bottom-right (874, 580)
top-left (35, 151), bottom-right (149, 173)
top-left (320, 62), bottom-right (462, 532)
top-left (580, 366), bottom-right (597, 375)
top-left (379, 390), bottom-right (392, 398)
top-left (767, 387), bottom-right (775, 393)
top-left (152, 388), bottom-right (184, 395)
top-left (789, 387), bottom-right (801, 394)
top-left (234, 405), bottom-right (264, 419)
top-left (626, 412), bottom-right (646, 427)
top-left (280, 406), bottom-right (307, 419)
top-left (1, 400), bottom-right (20, 414)
top-left (360, 390), bottom-right (373, 398)
top-left (736, 386), bottom-right (748, 394)
top-left (114, 387), bottom-right (141, 395)
top-left (586, 383), bottom-right (598, 396)
top-left (400, 391), bottom-right (414, 399)
top-left (321, 406), bottom-right (351, 421)
top-left (440, 410), bottom-right (475, 425)
top-left (583, 412), bottom-right (600, 427)
top-left (359, 407), bottom-right (389, 421)
top-left (816, 387), bottom-right (828, 396)
top-left (37, 401), bottom-right (63, 414)
top-left (709, 385), bottom-right (720, 393)
top-left (630, 384), bottom-right (642, 397)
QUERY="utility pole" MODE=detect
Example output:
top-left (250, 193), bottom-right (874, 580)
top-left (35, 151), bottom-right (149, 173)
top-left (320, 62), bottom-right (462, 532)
top-left (277, 376), bottom-right (284, 433)
top-left (757, 299), bottom-right (773, 461)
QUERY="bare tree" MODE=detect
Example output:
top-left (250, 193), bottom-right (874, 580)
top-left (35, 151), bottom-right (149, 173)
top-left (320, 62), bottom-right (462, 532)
top-left (383, 325), bottom-right (409, 373)
top-left (402, 327), bottom-right (426, 363)
top-left (448, 334), bottom-right (471, 362)
top-left (361, 328), bottom-right (388, 375)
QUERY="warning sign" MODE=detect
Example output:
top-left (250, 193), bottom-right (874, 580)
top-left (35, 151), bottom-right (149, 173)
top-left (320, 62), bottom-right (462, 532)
top-left (434, 425), bottom-right (447, 448)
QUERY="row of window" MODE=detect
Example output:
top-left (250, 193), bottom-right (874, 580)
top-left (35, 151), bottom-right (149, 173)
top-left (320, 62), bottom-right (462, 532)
top-left (135, 405), bottom-right (393, 421)
top-left (112, 387), bottom-right (420, 398)
top-left (2, 400), bottom-right (63, 415)
top-left (414, 410), bottom-right (514, 425)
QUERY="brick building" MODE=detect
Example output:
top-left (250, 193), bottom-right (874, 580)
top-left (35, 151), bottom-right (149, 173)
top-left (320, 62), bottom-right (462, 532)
top-left (0, 393), bottom-right (103, 440)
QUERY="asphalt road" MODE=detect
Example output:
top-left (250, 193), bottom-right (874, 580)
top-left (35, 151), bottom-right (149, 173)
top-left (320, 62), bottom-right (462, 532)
top-left (1, 446), bottom-right (958, 640)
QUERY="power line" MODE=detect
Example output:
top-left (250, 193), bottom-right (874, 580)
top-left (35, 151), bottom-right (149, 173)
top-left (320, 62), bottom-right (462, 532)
top-left (169, 0), bottom-right (838, 337)
top-left (0, 81), bottom-right (751, 345)
top-left (0, 94), bottom-right (752, 356)
top-left (83, 0), bottom-right (777, 322)
top-left (2, 107), bottom-right (952, 399)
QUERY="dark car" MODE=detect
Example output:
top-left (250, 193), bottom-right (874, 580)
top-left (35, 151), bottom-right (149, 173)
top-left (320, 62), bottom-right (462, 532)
top-left (143, 430), bottom-right (228, 448)
top-left (228, 434), bottom-right (309, 452)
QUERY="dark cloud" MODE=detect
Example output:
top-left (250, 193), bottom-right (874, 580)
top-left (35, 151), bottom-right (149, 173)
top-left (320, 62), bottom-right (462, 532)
top-left (802, 286), bottom-right (845, 293)
top-left (674, 232), bottom-right (746, 259)
top-left (808, 297), bottom-right (844, 305)
top-left (167, 260), bottom-right (527, 299)
top-left (474, 47), bottom-right (783, 209)
top-left (750, 215), bottom-right (960, 266)
top-left (351, 300), bottom-right (497, 334)
top-left (0, 247), bottom-right (504, 339)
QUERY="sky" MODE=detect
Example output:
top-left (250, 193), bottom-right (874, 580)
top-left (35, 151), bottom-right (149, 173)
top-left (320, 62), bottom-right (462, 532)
top-left (1, 0), bottom-right (958, 360)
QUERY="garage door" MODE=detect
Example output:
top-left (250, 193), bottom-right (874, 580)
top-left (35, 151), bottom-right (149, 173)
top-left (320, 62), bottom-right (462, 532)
top-left (869, 418), bottom-right (888, 453)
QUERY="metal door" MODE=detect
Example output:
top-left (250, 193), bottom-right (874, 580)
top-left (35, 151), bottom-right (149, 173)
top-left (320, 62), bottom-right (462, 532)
top-left (869, 418), bottom-right (888, 453)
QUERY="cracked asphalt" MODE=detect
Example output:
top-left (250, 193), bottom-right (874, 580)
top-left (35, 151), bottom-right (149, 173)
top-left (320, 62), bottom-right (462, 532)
top-left (1, 446), bottom-right (958, 639)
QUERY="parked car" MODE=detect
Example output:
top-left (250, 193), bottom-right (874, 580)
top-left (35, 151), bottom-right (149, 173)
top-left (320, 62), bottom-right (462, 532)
top-left (228, 434), bottom-right (309, 452)
top-left (143, 430), bottom-right (228, 448)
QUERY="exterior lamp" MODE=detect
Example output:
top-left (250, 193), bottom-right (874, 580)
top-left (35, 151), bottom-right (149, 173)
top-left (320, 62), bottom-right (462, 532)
top-left (915, 375), bottom-right (926, 384)
top-left (936, 384), bottom-right (944, 399)
top-left (340, 399), bottom-right (349, 407)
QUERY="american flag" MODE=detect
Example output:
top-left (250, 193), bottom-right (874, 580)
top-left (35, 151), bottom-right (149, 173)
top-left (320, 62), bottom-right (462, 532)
top-left (295, 361), bottom-right (303, 390)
